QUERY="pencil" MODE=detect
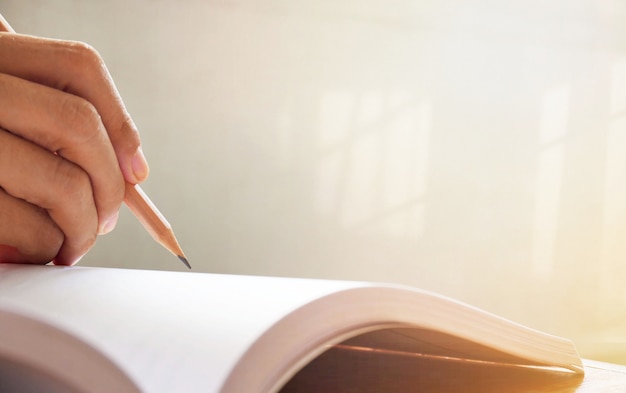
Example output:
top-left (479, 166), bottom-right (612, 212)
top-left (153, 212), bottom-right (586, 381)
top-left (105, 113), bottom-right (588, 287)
top-left (124, 184), bottom-right (190, 269)
top-left (0, 16), bottom-right (190, 269)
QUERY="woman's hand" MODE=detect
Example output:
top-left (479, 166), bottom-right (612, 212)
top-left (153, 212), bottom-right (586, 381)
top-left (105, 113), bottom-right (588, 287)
top-left (0, 29), bottom-right (149, 265)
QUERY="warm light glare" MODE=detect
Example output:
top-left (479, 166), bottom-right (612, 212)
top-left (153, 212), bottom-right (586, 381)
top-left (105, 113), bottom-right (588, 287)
top-left (531, 85), bottom-right (569, 279)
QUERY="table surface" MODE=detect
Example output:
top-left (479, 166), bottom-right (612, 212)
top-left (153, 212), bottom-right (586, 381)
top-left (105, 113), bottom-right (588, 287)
top-left (573, 360), bottom-right (626, 392)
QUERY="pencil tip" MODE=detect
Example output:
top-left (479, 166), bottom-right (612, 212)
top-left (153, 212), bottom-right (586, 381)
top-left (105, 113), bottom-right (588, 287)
top-left (178, 255), bottom-right (191, 269)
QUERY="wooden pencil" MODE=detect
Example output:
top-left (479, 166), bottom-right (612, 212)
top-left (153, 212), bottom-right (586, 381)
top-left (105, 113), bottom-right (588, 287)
top-left (124, 184), bottom-right (190, 268)
top-left (0, 13), bottom-right (10, 33)
top-left (0, 16), bottom-right (190, 268)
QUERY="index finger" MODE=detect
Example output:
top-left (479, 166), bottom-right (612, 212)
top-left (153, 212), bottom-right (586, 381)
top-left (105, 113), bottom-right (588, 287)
top-left (0, 29), bottom-right (149, 184)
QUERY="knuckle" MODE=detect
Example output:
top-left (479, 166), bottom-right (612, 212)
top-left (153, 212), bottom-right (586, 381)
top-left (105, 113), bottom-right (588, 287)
top-left (56, 39), bottom-right (108, 94)
top-left (110, 172), bottom-right (125, 205)
top-left (74, 229), bottom-right (97, 255)
top-left (59, 95), bottom-right (103, 145)
top-left (57, 227), bottom-right (96, 266)
top-left (52, 159), bottom-right (93, 203)
top-left (0, 193), bottom-right (63, 263)
top-left (96, 171), bottom-right (125, 217)
top-left (33, 219), bottom-right (64, 260)
top-left (109, 115), bottom-right (141, 155)
top-left (48, 160), bottom-right (99, 262)
top-left (83, 230), bottom-right (97, 250)
top-left (121, 117), bottom-right (141, 151)
top-left (68, 222), bottom-right (98, 258)
top-left (63, 40), bottom-right (104, 72)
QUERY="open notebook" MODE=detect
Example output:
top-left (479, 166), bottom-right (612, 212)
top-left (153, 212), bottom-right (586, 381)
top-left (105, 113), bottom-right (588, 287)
top-left (0, 264), bottom-right (583, 393)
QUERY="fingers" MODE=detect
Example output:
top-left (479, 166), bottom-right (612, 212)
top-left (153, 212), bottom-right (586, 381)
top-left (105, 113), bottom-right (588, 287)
top-left (0, 188), bottom-right (63, 264)
top-left (0, 15), bottom-right (66, 263)
top-left (0, 72), bottom-right (124, 233)
top-left (0, 127), bottom-right (98, 265)
top-left (0, 32), bottom-right (149, 184)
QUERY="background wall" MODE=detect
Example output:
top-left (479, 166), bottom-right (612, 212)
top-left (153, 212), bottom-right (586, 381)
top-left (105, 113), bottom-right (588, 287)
top-left (4, 0), bottom-right (626, 362)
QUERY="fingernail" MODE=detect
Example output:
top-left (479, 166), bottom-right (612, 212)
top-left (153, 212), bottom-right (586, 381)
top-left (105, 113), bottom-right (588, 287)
top-left (99, 211), bottom-right (119, 235)
top-left (53, 253), bottom-right (83, 266)
top-left (131, 147), bottom-right (149, 182)
top-left (0, 244), bottom-right (27, 263)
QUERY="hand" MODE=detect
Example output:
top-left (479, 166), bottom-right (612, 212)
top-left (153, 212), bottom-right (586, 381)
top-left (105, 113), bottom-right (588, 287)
top-left (0, 25), bottom-right (149, 265)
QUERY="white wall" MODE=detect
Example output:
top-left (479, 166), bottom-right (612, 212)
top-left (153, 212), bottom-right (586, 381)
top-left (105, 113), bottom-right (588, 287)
top-left (4, 0), bottom-right (626, 362)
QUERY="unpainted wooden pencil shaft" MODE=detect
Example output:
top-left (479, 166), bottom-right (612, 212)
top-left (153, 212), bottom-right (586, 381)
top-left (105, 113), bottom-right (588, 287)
top-left (124, 183), bottom-right (190, 268)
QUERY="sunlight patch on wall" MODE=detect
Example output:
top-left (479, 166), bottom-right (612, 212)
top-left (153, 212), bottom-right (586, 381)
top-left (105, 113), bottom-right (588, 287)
top-left (538, 85), bottom-right (570, 145)
top-left (356, 92), bottom-right (384, 128)
top-left (314, 90), bottom-right (431, 239)
top-left (341, 127), bottom-right (380, 227)
top-left (318, 91), bottom-right (356, 150)
top-left (315, 149), bottom-right (343, 218)
top-left (531, 85), bottom-right (569, 279)
top-left (602, 117), bottom-right (626, 252)
top-left (610, 57), bottom-right (626, 116)
top-left (599, 56), bottom-right (626, 286)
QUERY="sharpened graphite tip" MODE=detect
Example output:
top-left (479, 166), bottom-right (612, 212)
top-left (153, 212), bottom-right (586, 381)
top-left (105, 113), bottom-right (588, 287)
top-left (178, 255), bottom-right (191, 269)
